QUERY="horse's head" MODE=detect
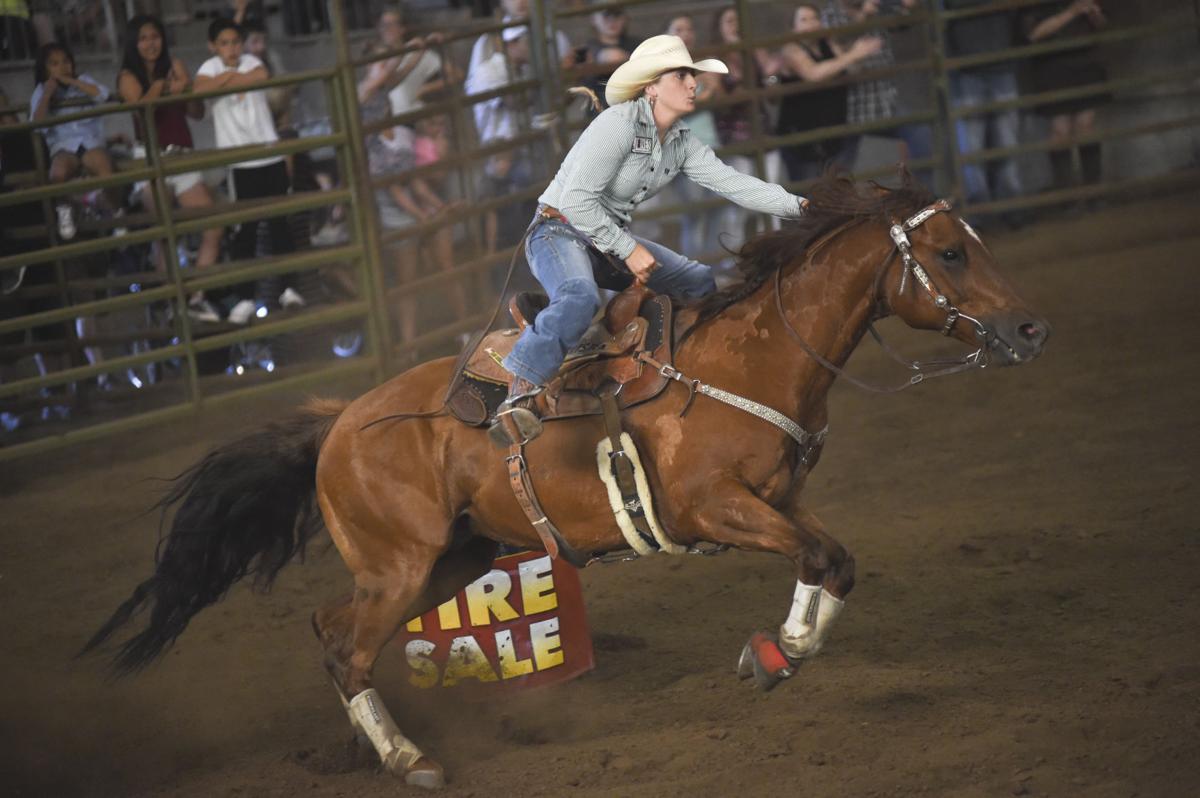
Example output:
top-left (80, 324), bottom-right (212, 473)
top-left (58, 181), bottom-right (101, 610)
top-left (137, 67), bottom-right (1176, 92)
top-left (878, 201), bottom-right (1050, 366)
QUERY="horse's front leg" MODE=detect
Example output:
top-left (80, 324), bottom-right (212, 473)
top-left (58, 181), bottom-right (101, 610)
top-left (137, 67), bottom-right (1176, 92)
top-left (774, 504), bottom-right (855, 662)
top-left (685, 481), bottom-right (848, 690)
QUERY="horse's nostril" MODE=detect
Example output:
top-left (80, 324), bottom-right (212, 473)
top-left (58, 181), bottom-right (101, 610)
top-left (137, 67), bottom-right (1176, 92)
top-left (1018, 322), bottom-right (1042, 341)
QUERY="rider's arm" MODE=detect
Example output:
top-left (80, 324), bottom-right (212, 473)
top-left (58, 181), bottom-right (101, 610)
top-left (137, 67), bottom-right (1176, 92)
top-left (680, 132), bottom-right (806, 218)
top-left (555, 110), bottom-right (640, 260)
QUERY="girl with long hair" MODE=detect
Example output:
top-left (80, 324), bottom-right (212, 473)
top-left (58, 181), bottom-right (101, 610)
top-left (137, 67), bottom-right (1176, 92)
top-left (117, 14), bottom-right (224, 322)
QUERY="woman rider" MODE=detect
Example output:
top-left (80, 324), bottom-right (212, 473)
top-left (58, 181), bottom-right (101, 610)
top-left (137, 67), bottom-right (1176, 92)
top-left (494, 34), bottom-right (809, 444)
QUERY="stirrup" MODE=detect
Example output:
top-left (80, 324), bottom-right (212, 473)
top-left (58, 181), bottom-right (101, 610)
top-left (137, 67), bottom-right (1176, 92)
top-left (488, 403), bottom-right (543, 447)
top-left (489, 377), bottom-right (544, 447)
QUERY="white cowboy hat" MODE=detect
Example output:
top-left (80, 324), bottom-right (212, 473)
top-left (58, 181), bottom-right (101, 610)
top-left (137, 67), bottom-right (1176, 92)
top-left (604, 34), bottom-right (728, 107)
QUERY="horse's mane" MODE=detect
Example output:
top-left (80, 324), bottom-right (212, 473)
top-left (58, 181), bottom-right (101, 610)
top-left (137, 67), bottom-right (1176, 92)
top-left (679, 170), bottom-right (935, 343)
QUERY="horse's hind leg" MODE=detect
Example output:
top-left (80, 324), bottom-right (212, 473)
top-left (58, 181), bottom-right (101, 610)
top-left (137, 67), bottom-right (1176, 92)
top-left (312, 532), bottom-right (498, 789)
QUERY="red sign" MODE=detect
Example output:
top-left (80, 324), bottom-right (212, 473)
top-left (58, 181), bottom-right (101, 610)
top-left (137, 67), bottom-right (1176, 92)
top-left (395, 551), bottom-right (594, 691)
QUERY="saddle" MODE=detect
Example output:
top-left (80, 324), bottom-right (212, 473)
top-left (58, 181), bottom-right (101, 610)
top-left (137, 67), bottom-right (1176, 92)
top-left (446, 282), bottom-right (676, 426)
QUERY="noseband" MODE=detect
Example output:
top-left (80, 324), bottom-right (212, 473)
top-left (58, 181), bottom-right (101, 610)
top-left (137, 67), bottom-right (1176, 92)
top-left (775, 199), bottom-right (993, 394)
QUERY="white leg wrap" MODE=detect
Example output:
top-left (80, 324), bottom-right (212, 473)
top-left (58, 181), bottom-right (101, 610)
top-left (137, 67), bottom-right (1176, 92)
top-left (779, 583), bottom-right (845, 661)
top-left (348, 688), bottom-right (424, 773)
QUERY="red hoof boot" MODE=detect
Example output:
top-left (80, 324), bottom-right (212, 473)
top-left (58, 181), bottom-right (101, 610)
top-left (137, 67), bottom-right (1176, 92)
top-left (404, 756), bottom-right (446, 790)
top-left (737, 631), bottom-right (795, 692)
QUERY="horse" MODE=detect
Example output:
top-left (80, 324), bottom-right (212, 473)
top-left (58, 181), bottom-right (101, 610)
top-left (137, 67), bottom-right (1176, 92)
top-left (83, 175), bottom-right (1050, 789)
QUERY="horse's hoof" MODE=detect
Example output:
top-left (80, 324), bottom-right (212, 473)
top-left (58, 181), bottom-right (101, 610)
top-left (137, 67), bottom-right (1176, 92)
top-left (743, 631), bottom-right (795, 692)
top-left (736, 640), bottom-right (755, 680)
top-left (403, 757), bottom-right (446, 790)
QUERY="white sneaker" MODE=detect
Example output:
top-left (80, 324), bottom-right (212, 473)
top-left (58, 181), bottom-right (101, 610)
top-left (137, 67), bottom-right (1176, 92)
top-left (187, 298), bottom-right (222, 324)
top-left (227, 298), bottom-right (257, 325)
top-left (112, 208), bottom-right (128, 238)
top-left (310, 222), bottom-right (349, 247)
top-left (279, 287), bottom-right (306, 309)
top-left (56, 204), bottom-right (76, 240)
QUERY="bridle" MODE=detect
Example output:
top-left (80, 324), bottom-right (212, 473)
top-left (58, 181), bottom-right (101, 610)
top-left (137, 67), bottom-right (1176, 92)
top-left (774, 199), bottom-right (994, 394)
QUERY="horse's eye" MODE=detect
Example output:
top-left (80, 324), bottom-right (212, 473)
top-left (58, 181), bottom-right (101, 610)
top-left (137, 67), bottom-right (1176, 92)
top-left (942, 248), bottom-right (961, 263)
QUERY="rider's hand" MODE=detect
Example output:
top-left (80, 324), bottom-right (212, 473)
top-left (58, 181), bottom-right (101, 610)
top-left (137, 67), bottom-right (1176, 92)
top-left (624, 243), bottom-right (658, 283)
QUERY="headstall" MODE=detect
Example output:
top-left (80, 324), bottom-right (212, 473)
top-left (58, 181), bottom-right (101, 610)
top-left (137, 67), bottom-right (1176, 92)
top-left (775, 198), bottom-right (994, 394)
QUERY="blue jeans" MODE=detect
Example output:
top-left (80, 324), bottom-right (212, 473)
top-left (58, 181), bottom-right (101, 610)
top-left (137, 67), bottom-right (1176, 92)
top-left (950, 68), bottom-right (1023, 203)
top-left (502, 219), bottom-right (716, 386)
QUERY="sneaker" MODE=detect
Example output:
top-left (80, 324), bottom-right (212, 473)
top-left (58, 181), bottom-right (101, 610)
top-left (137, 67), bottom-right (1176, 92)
top-left (56, 204), bottom-right (76, 240)
top-left (187, 297), bottom-right (222, 324)
top-left (310, 222), bottom-right (349, 247)
top-left (279, 287), bottom-right (306, 310)
top-left (227, 298), bottom-right (258, 325)
top-left (112, 208), bottom-right (128, 238)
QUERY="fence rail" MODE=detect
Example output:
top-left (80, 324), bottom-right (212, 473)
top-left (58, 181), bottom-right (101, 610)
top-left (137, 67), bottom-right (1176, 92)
top-left (1, 0), bottom-right (1198, 460)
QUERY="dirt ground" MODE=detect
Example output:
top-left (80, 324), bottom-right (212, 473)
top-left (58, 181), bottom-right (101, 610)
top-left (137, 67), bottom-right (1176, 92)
top-left (2, 194), bottom-right (1199, 798)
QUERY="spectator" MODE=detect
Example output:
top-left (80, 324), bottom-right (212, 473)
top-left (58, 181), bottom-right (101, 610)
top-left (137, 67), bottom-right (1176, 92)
top-left (1024, 1), bottom-right (1109, 196)
top-left (117, 14), bottom-right (223, 323)
top-left (195, 17), bottom-right (302, 323)
top-left (468, 0), bottom-right (576, 76)
top-left (466, 23), bottom-right (534, 253)
top-left (708, 6), bottom-right (784, 260)
top-left (820, 0), bottom-right (918, 170)
top-left (582, 4), bottom-right (636, 108)
top-left (241, 18), bottom-right (298, 132)
top-left (942, 0), bottom-right (1023, 209)
top-left (777, 3), bottom-right (882, 183)
top-left (653, 14), bottom-right (724, 260)
top-left (1, 0), bottom-right (35, 60)
top-left (359, 7), bottom-right (465, 343)
top-left (29, 41), bottom-right (117, 241)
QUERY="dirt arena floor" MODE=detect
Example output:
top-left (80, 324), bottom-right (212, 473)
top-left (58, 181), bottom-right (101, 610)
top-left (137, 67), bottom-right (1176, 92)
top-left (2, 194), bottom-right (1199, 798)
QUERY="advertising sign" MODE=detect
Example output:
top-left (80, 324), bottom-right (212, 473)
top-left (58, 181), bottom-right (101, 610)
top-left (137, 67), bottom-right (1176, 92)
top-left (396, 551), bottom-right (594, 690)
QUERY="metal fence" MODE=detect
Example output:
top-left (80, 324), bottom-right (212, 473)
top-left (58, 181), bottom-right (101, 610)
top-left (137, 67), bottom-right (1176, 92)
top-left (1, 0), bottom-right (1198, 460)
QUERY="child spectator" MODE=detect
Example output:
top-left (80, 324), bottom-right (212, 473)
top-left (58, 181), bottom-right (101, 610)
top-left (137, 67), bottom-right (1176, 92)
top-left (582, 4), bottom-right (636, 109)
top-left (241, 18), bottom-right (298, 132)
top-left (195, 17), bottom-right (302, 323)
top-left (117, 14), bottom-right (223, 323)
top-left (29, 41), bottom-right (117, 240)
top-left (468, 0), bottom-right (576, 76)
top-left (359, 7), bottom-right (466, 343)
top-left (466, 24), bottom-right (533, 253)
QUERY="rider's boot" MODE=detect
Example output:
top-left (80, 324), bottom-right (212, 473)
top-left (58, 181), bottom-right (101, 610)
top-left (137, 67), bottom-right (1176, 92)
top-left (488, 376), bottom-right (544, 448)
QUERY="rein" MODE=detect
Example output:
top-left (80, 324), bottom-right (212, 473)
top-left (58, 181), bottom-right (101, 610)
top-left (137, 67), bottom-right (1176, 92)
top-left (774, 199), bottom-right (991, 394)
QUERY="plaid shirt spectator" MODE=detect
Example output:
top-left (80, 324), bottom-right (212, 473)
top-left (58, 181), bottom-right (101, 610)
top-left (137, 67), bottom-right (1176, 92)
top-left (821, 1), bottom-right (907, 124)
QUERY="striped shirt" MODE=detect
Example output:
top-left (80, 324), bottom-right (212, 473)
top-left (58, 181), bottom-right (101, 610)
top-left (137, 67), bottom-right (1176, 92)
top-left (540, 96), bottom-right (806, 260)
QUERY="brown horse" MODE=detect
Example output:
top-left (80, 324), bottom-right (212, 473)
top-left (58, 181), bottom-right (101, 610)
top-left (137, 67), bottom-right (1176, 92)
top-left (84, 176), bottom-right (1049, 788)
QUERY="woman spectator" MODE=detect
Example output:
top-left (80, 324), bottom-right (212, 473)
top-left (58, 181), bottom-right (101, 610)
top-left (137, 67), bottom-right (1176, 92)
top-left (358, 6), bottom-right (465, 344)
top-left (1025, 0), bottom-right (1109, 196)
top-left (652, 14), bottom-right (725, 261)
top-left (776, 3), bottom-right (882, 183)
top-left (708, 6), bottom-right (784, 258)
top-left (29, 41), bottom-right (117, 241)
top-left (117, 14), bottom-right (223, 323)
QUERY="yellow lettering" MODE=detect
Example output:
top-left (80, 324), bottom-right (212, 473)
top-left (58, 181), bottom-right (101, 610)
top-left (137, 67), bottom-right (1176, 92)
top-left (464, 570), bottom-right (520, 627)
top-left (404, 640), bottom-right (439, 689)
top-left (495, 629), bottom-right (535, 679)
top-left (518, 556), bottom-right (558, 615)
top-left (436, 597), bottom-right (462, 630)
top-left (529, 617), bottom-right (564, 671)
top-left (441, 636), bottom-right (499, 686)
top-left (405, 616), bottom-right (424, 633)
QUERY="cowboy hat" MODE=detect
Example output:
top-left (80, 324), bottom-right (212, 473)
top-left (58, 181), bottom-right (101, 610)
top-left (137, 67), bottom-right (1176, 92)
top-left (604, 34), bottom-right (728, 106)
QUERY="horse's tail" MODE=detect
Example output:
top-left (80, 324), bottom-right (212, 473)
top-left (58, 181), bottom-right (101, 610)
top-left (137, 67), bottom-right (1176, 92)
top-left (80, 397), bottom-right (349, 674)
